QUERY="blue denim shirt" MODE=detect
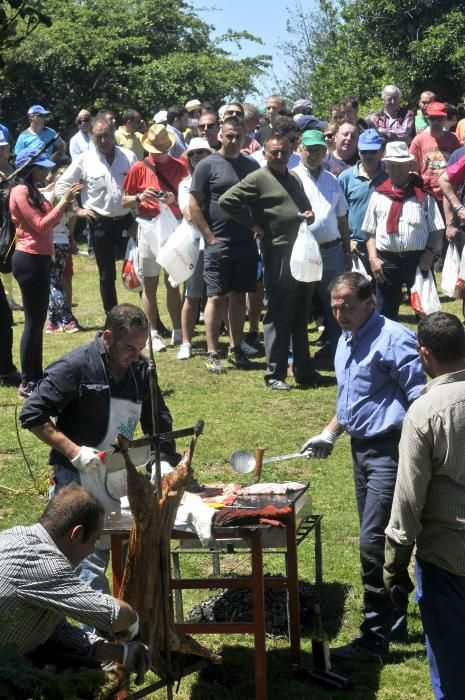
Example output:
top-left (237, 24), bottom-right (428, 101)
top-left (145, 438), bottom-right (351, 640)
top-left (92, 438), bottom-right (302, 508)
top-left (335, 310), bottom-right (425, 438)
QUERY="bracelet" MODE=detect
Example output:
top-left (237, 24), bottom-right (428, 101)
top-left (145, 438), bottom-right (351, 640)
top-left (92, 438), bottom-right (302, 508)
top-left (453, 204), bottom-right (464, 213)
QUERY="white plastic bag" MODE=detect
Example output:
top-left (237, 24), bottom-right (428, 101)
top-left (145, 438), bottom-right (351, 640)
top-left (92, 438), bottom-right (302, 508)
top-left (156, 219), bottom-right (200, 285)
top-left (455, 245), bottom-right (465, 299)
top-left (410, 267), bottom-right (441, 316)
top-left (441, 243), bottom-right (460, 298)
top-left (121, 237), bottom-right (143, 293)
top-left (137, 202), bottom-right (178, 260)
top-left (352, 255), bottom-right (372, 281)
top-left (290, 222), bottom-right (323, 282)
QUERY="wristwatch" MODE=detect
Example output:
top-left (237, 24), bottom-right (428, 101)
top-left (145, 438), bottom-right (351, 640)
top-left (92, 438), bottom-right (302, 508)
top-left (135, 193), bottom-right (142, 203)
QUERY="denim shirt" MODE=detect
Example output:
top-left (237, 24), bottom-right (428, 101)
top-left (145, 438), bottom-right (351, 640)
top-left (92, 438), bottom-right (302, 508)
top-left (335, 310), bottom-right (425, 438)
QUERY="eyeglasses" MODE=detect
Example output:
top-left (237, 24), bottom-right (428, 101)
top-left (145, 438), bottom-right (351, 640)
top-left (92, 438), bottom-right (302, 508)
top-left (268, 149), bottom-right (289, 157)
top-left (77, 118), bottom-right (90, 125)
top-left (224, 110), bottom-right (243, 116)
top-left (198, 123), bottom-right (217, 130)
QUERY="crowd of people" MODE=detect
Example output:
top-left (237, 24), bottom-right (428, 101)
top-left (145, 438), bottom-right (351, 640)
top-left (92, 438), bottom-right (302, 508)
top-left (1, 87), bottom-right (465, 698)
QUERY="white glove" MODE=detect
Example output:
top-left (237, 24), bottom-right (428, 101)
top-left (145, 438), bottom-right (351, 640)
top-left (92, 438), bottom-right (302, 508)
top-left (300, 429), bottom-right (339, 459)
top-left (70, 446), bottom-right (102, 472)
top-left (114, 612), bottom-right (139, 642)
top-left (122, 641), bottom-right (151, 685)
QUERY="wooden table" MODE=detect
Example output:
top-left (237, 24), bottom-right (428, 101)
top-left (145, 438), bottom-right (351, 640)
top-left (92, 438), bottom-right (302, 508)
top-left (105, 484), bottom-right (319, 700)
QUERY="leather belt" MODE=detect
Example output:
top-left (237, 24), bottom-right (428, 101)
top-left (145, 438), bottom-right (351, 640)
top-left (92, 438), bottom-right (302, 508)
top-left (319, 238), bottom-right (341, 250)
top-left (377, 248), bottom-right (422, 259)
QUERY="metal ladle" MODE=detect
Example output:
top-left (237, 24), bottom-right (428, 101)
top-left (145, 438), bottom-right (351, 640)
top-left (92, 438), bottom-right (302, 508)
top-left (230, 448), bottom-right (312, 482)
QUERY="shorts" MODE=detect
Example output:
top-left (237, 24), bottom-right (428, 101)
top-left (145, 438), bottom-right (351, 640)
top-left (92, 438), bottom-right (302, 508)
top-left (204, 239), bottom-right (259, 296)
top-left (137, 218), bottom-right (161, 277)
top-left (185, 250), bottom-right (205, 298)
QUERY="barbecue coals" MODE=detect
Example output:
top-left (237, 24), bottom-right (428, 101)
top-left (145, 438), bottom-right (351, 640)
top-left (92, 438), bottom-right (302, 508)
top-left (117, 434), bottom-right (222, 681)
top-left (188, 578), bottom-right (316, 637)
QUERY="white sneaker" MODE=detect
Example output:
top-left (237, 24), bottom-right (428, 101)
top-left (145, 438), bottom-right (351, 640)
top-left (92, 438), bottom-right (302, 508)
top-left (177, 342), bottom-right (192, 360)
top-left (240, 339), bottom-right (259, 357)
top-left (171, 329), bottom-right (182, 346)
top-left (146, 330), bottom-right (166, 352)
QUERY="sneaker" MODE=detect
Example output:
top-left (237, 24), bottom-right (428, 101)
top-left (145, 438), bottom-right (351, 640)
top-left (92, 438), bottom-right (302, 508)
top-left (227, 347), bottom-right (254, 369)
top-left (63, 319), bottom-right (81, 333)
top-left (171, 329), bottom-right (182, 347)
top-left (146, 330), bottom-right (166, 352)
top-left (205, 352), bottom-right (227, 374)
top-left (8, 298), bottom-right (22, 311)
top-left (177, 342), bottom-right (192, 360)
top-left (18, 381), bottom-right (36, 399)
top-left (46, 321), bottom-right (63, 334)
top-left (240, 339), bottom-right (259, 357)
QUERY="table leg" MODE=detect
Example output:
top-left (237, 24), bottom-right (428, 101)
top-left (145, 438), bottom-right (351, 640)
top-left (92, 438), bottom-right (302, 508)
top-left (286, 510), bottom-right (301, 665)
top-left (250, 530), bottom-right (267, 700)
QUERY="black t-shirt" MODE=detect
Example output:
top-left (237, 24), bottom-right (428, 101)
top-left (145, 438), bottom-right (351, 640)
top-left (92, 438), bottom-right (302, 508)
top-left (190, 152), bottom-right (260, 242)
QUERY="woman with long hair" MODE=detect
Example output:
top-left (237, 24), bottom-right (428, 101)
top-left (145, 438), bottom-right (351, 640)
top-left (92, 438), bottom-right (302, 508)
top-left (9, 147), bottom-right (82, 397)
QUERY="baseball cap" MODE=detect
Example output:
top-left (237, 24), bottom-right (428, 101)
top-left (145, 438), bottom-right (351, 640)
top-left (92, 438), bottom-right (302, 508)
top-left (27, 105), bottom-right (50, 116)
top-left (425, 101), bottom-right (447, 117)
top-left (0, 132), bottom-right (8, 147)
top-left (185, 99), bottom-right (201, 113)
top-left (358, 129), bottom-right (385, 151)
top-left (293, 98), bottom-right (313, 112)
top-left (295, 115), bottom-right (326, 132)
top-left (153, 110), bottom-right (167, 124)
top-left (301, 130), bottom-right (327, 148)
top-left (15, 147), bottom-right (56, 169)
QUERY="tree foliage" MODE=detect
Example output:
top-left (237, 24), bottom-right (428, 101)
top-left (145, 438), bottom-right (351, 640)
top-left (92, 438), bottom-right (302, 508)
top-left (0, 0), bottom-right (51, 52)
top-left (0, 0), bottom-right (270, 133)
top-left (280, 0), bottom-right (465, 119)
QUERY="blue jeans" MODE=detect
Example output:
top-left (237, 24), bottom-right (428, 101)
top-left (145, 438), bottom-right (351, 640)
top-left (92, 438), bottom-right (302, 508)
top-left (415, 557), bottom-right (465, 700)
top-left (351, 431), bottom-right (406, 649)
top-left (51, 464), bottom-right (110, 596)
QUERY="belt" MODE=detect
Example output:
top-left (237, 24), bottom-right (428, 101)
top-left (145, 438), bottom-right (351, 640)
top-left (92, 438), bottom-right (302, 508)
top-left (319, 238), bottom-right (341, 250)
top-left (97, 213), bottom-right (132, 222)
top-left (377, 248), bottom-right (422, 259)
top-left (351, 428), bottom-right (401, 445)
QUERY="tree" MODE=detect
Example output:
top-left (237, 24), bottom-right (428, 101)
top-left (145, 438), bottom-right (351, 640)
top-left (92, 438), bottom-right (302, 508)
top-left (0, 0), bottom-right (51, 55)
top-left (280, 0), bottom-right (465, 119)
top-left (0, 0), bottom-right (270, 134)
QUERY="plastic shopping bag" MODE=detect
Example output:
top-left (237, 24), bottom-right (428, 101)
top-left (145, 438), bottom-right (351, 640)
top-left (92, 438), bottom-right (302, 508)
top-left (157, 219), bottom-right (200, 285)
top-left (121, 237), bottom-right (143, 293)
top-left (455, 245), bottom-right (465, 299)
top-left (441, 243), bottom-right (460, 298)
top-left (137, 202), bottom-right (178, 260)
top-left (290, 222), bottom-right (323, 282)
top-left (410, 267), bottom-right (441, 316)
top-left (352, 254), bottom-right (372, 281)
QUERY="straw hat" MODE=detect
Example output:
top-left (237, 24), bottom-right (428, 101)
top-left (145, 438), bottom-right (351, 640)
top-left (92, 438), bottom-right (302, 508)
top-left (141, 124), bottom-right (175, 154)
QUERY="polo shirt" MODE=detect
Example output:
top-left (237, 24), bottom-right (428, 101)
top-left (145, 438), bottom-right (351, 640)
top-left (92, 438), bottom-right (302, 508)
top-left (115, 126), bottom-right (145, 160)
top-left (338, 162), bottom-right (387, 242)
top-left (123, 156), bottom-right (188, 219)
top-left (14, 126), bottom-right (57, 157)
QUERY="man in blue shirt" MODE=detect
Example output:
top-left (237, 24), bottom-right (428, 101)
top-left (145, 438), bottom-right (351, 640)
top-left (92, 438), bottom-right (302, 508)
top-left (338, 129), bottom-right (387, 274)
top-left (301, 271), bottom-right (425, 659)
top-left (14, 105), bottom-right (59, 157)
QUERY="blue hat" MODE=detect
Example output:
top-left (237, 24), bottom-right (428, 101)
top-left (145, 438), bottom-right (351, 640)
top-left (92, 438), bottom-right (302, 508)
top-left (295, 114), bottom-right (326, 132)
top-left (0, 132), bottom-right (8, 147)
top-left (27, 104), bottom-right (50, 116)
top-left (358, 128), bottom-right (384, 151)
top-left (15, 147), bottom-right (56, 170)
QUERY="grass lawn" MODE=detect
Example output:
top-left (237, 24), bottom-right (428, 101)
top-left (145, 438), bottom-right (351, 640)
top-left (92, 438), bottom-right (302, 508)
top-left (1, 252), bottom-right (461, 699)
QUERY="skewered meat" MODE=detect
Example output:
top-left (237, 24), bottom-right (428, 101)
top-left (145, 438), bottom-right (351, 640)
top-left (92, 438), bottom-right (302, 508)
top-left (116, 434), bottom-right (222, 678)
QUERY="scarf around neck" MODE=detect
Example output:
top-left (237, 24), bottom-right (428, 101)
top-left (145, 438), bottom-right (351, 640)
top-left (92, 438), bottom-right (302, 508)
top-left (375, 174), bottom-right (425, 234)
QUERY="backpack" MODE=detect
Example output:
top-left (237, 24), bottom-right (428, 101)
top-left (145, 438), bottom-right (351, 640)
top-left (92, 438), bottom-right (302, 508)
top-left (0, 181), bottom-right (15, 273)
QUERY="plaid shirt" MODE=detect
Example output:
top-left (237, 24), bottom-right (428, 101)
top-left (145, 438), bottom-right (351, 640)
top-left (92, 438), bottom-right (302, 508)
top-left (386, 369), bottom-right (465, 575)
top-left (0, 523), bottom-right (119, 655)
top-left (368, 107), bottom-right (415, 144)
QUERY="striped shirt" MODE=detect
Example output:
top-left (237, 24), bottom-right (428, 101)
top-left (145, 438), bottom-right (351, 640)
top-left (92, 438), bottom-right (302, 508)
top-left (0, 523), bottom-right (119, 654)
top-left (361, 190), bottom-right (444, 253)
top-left (386, 369), bottom-right (465, 575)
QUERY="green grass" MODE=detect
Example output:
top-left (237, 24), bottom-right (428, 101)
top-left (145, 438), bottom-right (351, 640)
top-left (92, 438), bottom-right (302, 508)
top-left (1, 253), bottom-right (461, 699)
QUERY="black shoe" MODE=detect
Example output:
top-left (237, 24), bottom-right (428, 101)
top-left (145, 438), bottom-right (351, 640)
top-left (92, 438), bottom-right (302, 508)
top-left (266, 379), bottom-right (291, 391)
top-left (0, 370), bottom-right (22, 388)
top-left (331, 640), bottom-right (388, 661)
top-left (295, 371), bottom-right (336, 388)
top-left (227, 347), bottom-right (254, 369)
top-left (156, 318), bottom-right (171, 338)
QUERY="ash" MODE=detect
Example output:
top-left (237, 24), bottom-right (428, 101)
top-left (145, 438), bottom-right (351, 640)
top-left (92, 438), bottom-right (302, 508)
top-left (187, 576), bottom-right (316, 637)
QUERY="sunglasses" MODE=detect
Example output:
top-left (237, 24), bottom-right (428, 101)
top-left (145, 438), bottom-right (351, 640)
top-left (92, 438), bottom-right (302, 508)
top-left (198, 123), bottom-right (217, 130)
top-left (224, 110), bottom-right (243, 116)
top-left (77, 118), bottom-right (90, 124)
top-left (268, 149), bottom-right (289, 157)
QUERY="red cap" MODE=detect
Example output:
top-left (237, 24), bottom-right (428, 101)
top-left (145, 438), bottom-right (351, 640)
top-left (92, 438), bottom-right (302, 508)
top-left (425, 102), bottom-right (447, 117)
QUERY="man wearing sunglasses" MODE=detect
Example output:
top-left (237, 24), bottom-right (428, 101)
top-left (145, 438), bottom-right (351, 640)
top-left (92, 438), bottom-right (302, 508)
top-left (197, 112), bottom-right (220, 150)
top-left (69, 109), bottom-right (92, 161)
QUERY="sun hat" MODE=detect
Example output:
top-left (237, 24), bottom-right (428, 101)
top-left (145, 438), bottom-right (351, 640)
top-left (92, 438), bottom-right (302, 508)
top-left (185, 137), bottom-right (214, 154)
top-left (301, 129), bottom-right (327, 148)
top-left (141, 124), bottom-right (175, 154)
top-left (15, 147), bottom-right (56, 169)
top-left (185, 99), bottom-right (201, 113)
top-left (383, 141), bottom-right (415, 162)
top-left (358, 129), bottom-right (385, 151)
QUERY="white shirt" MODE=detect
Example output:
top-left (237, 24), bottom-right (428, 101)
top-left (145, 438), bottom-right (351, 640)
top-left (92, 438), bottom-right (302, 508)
top-left (362, 190), bottom-right (444, 253)
top-left (292, 163), bottom-right (348, 244)
top-left (56, 143), bottom-right (136, 217)
top-left (69, 130), bottom-right (91, 161)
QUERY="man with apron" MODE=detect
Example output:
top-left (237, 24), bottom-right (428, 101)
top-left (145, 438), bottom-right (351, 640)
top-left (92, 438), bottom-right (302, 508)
top-left (20, 303), bottom-right (177, 594)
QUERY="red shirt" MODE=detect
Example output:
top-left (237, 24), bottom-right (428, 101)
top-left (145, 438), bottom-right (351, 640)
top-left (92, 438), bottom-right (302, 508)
top-left (123, 156), bottom-right (188, 219)
top-left (410, 130), bottom-right (460, 201)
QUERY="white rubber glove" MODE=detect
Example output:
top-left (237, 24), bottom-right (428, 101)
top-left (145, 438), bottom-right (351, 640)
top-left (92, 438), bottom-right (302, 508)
top-left (122, 641), bottom-right (151, 685)
top-left (114, 612), bottom-right (139, 642)
top-left (70, 446), bottom-right (102, 472)
top-left (300, 429), bottom-right (339, 459)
